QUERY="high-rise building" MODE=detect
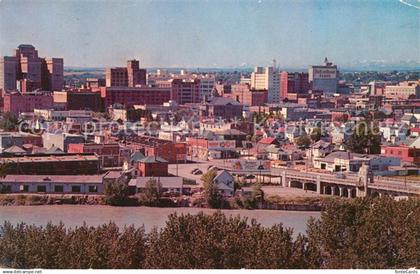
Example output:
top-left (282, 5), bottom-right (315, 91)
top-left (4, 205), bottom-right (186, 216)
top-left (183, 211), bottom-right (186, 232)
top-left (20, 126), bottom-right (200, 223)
top-left (106, 59), bottom-right (146, 87)
top-left (0, 57), bottom-right (18, 91)
top-left (196, 75), bottom-right (216, 101)
top-left (46, 58), bottom-right (64, 91)
top-left (170, 79), bottom-right (200, 105)
top-left (308, 58), bottom-right (338, 94)
top-left (250, 66), bottom-right (280, 103)
top-left (0, 45), bottom-right (63, 92)
top-left (280, 71), bottom-right (288, 100)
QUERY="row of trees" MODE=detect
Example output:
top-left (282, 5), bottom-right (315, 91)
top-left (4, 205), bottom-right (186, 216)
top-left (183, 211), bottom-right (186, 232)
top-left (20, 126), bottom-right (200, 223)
top-left (103, 178), bottom-right (163, 206)
top-left (0, 197), bottom-right (418, 269)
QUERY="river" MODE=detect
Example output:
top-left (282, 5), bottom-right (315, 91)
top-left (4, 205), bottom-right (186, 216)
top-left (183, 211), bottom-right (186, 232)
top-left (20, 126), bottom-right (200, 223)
top-left (0, 205), bottom-right (321, 235)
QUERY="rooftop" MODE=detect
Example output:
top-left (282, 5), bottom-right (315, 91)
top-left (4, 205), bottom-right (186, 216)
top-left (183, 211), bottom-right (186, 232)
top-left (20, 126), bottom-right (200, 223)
top-left (0, 174), bottom-right (103, 184)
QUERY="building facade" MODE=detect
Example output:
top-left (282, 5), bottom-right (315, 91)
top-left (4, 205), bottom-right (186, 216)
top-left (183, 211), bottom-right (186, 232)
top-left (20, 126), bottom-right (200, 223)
top-left (105, 59), bottom-right (146, 87)
top-left (3, 91), bottom-right (54, 115)
top-left (100, 86), bottom-right (171, 109)
top-left (170, 79), bottom-right (200, 105)
top-left (0, 45), bottom-right (63, 92)
top-left (308, 58), bottom-right (338, 94)
top-left (251, 66), bottom-right (281, 103)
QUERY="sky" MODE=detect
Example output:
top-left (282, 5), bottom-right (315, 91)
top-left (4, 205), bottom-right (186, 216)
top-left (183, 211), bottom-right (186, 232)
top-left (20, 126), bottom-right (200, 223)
top-left (0, 0), bottom-right (419, 68)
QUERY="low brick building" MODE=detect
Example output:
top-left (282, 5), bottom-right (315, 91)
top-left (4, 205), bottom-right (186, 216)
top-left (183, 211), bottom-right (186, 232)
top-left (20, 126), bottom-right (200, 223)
top-left (68, 142), bottom-right (122, 167)
top-left (0, 154), bottom-right (100, 175)
top-left (124, 136), bottom-right (187, 163)
top-left (200, 97), bottom-right (243, 120)
top-left (100, 86), bottom-right (171, 109)
top-left (2, 91), bottom-right (53, 115)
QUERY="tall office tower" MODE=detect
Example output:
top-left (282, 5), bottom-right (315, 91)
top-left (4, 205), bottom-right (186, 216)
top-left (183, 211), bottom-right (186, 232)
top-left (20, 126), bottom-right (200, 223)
top-left (127, 59), bottom-right (146, 87)
top-left (106, 67), bottom-right (128, 87)
top-left (0, 44), bottom-right (63, 92)
top-left (46, 58), bottom-right (64, 91)
top-left (280, 71), bottom-right (289, 100)
top-left (308, 57), bottom-right (338, 94)
top-left (251, 66), bottom-right (280, 103)
top-left (17, 45), bottom-right (42, 91)
top-left (0, 57), bottom-right (18, 91)
top-left (106, 59), bottom-right (146, 87)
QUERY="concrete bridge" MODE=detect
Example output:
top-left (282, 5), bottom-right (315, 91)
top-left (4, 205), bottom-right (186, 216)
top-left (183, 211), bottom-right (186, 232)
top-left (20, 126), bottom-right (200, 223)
top-left (217, 162), bottom-right (420, 198)
top-left (271, 167), bottom-right (420, 198)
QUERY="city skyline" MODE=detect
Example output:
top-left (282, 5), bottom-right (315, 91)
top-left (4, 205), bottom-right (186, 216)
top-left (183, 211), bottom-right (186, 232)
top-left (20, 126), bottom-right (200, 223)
top-left (1, 0), bottom-right (419, 69)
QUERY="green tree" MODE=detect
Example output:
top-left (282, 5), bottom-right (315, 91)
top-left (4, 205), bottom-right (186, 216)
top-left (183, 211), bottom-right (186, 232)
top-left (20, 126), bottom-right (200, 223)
top-left (295, 135), bottom-right (311, 148)
top-left (104, 179), bottom-right (130, 206)
top-left (142, 178), bottom-right (162, 206)
top-left (306, 197), bottom-right (420, 268)
top-left (310, 127), bottom-right (322, 142)
top-left (346, 121), bottom-right (381, 154)
top-left (0, 112), bottom-right (18, 131)
top-left (144, 212), bottom-right (297, 269)
top-left (201, 170), bottom-right (223, 208)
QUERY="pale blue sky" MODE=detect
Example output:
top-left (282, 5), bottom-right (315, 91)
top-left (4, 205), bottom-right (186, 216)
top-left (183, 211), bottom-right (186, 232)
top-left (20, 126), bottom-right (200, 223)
top-left (0, 0), bottom-right (419, 68)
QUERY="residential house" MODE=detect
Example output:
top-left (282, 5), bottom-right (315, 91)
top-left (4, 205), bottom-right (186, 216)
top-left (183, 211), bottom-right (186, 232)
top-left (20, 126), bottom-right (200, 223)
top-left (212, 170), bottom-right (235, 197)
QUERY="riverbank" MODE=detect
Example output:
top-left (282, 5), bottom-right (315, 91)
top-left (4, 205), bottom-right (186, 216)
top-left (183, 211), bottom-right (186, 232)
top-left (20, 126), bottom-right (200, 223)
top-left (0, 193), bottom-right (331, 211)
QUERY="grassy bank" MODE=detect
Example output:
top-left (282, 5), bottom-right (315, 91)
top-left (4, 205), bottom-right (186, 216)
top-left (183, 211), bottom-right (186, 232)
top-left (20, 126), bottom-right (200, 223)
top-left (0, 194), bottom-right (105, 206)
top-left (0, 193), bottom-right (335, 211)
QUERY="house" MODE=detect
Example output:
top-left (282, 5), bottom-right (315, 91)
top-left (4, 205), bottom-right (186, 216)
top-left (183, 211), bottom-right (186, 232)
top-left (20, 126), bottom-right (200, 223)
top-left (381, 144), bottom-right (420, 166)
top-left (255, 137), bottom-right (279, 155)
top-left (265, 145), bottom-right (289, 161)
top-left (265, 144), bottom-right (302, 161)
top-left (3, 145), bottom-right (27, 155)
top-left (400, 114), bottom-right (417, 126)
top-left (0, 174), bottom-right (104, 194)
top-left (129, 153), bottom-right (169, 177)
top-left (0, 132), bottom-right (43, 153)
top-left (313, 151), bottom-right (401, 173)
top-left (212, 170), bottom-right (235, 197)
top-left (409, 127), bottom-right (420, 137)
top-left (306, 140), bottom-right (333, 159)
top-left (379, 123), bottom-right (408, 143)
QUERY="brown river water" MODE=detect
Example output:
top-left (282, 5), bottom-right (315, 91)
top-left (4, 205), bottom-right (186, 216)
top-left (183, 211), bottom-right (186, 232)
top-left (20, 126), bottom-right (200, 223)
top-left (0, 205), bottom-right (321, 235)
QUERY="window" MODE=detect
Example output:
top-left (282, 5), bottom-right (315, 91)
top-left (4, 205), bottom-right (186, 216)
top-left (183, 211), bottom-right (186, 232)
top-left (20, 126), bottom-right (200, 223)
top-left (54, 185), bottom-right (64, 193)
top-left (2, 185), bottom-right (12, 193)
top-left (37, 185), bottom-right (47, 192)
top-left (20, 185), bottom-right (29, 192)
top-left (71, 185), bottom-right (81, 193)
top-left (88, 185), bottom-right (97, 193)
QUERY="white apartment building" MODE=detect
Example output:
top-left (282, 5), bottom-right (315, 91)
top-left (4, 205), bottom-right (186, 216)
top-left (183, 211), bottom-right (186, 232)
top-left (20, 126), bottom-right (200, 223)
top-left (251, 66), bottom-right (280, 103)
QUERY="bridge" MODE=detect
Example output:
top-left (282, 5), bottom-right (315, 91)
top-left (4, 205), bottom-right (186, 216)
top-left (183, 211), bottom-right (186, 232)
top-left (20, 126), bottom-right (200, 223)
top-left (270, 167), bottom-right (420, 198)
top-left (215, 161), bottom-right (420, 198)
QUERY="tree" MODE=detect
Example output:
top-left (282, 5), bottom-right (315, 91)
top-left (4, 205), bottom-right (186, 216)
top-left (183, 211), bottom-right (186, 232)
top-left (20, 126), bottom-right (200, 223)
top-left (201, 170), bottom-right (223, 208)
top-left (104, 179), bottom-right (130, 206)
top-left (0, 198), bottom-right (419, 269)
top-left (252, 182), bottom-right (264, 202)
top-left (0, 112), bottom-right (18, 131)
top-left (346, 121), bottom-right (381, 154)
top-left (306, 197), bottom-right (420, 269)
top-left (310, 127), bottom-right (322, 142)
top-left (142, 178), bottom-right (162, 206)
top-left (295, 135), bottom-right (311, 148)
top-left (243, 182), bottom-right (265, 209)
